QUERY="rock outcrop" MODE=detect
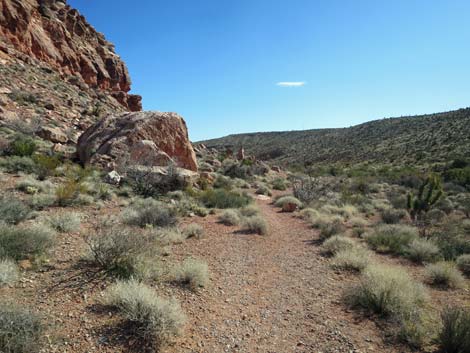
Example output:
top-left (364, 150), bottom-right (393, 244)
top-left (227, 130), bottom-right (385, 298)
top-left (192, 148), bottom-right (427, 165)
top-left (77, 111), bottom-right (198, 172)
top-left (0, 0), bottom-right (141, 112)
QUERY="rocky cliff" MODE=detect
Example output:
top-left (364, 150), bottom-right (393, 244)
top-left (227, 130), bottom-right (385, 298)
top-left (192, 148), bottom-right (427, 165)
top-left (0, 0), bottom-right (141, 112)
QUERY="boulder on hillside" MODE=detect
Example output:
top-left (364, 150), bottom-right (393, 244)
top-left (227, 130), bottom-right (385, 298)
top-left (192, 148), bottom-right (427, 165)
top-left (77, 111), bottom-right (198, 171)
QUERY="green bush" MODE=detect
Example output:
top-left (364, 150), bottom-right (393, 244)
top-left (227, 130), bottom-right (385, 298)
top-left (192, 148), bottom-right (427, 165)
top-left (431, 223), bottom-right (470, 260)
top-left (439, 306), bottom-right (470, 353)
top-left (274, 195), bottom-right (302, 209)
top-left (239, 205), bottom-right (260, 217)
top-left (0, 223), bottom-right (55, 261)
top-left (0, 197), bottom-right (31, 225)
top-left (0, 305), bottom-right (44, 353)
top-left (218, 209), bottom-right (241, 226)
top-left (381, 208), bottom-right (408, 224)
top-left (243, 216), bottom-right (268, 235)
top-left (55, 180), bottom-right (87, 207)
top-left (103, 279), bottom-right (185, 347)
top-left (29, 193), bottom-right (55, 211)
top-left (405, 238), bottom-right (441, 263)
top-left (271, 177), bottom-right (287, 191)
top-left (0, 156), bottom-right (36, 174)
top-left (183, 223), bottom-right (204, 239)
top-left (331, 246), bottom-right (370, 272)
top-left (8, 136), bottom-right (36, 157)
top-left (366, 225), bottom-right (418, 254)
top-left (173, 258), bottom-right (209, 291)
top-left (322, 235), bottom-right (355, 255)
top-left (32, 154), bottom-right (61, 179)
top-left (0, 259), bottom-right (19, 286)
top-left (255, 184), bottom-right (272, 196)
top-left (456, 254), bottom-right (470, 277)
top-left (46, 212), bottom-right (81, 233)
top-left (85, 226), bottom-right (157, 278)
top-left (16, 176), bottom-right (54, 194)
top-left (319, 219), bottom-right (345, 241)
top-left (122, 198), bottom-right (177, 228)
top-left (199, 189), bottom-right (251, 209)
top-left (425, 262), bottom-right (465, 289)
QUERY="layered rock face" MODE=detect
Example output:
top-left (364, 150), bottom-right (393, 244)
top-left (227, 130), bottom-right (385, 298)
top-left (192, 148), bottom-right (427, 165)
top-left (77, 112), bottom-right (198, 172)
top-left (0, 0), bottom-right (141, 111)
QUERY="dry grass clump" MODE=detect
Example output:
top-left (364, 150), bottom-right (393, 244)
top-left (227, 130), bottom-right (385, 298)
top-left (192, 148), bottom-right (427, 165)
top-left (122, 198), bottom-right (177, 228)
top-left (425, 261), bottom-right (465, 289)
top-left (16, 176), bottom-right (54, 194)
top-left (456, 254), bottom-right (470, 276)
top-left (255, 184), bottom-right (272, 196)
top-left (321, 204), bottom-right (357, 219)
top-left (156, 228), bottom-right (185, 245)
top-left (172, 258), bottom-right (209, 291)
top-left (322, 235), bottom-right (355, 256)
top-left (242, 216), bottom-right (268, 235)
top-left (438, 306), bottom-right (470, 353)
top-left (218, 209), bottom-right (241, 226)
top-left (183, 223), bottom-right (204, 239)
top-left (381, 208), bottom-right (408, 224)
top-left (274, 196), bottom-right (302, 209)
top-left (0, 196), bottom-right (31, 225)
top-left (103, 279), bottom-right (185, 347)
top-left (239, 205), bottom-right (260, 217)
top-left (0, 258), bottom-right (19, 286)
top-left (0, 223), bottom-right (55, 261)
top-left (318, 218), bottom-right (345, 241)
top-left (46, 212), bottom-right (81, 233)
top-left (331, 246), bottom-right (370, 272)
top-left (299, 208), bottom-right (320, 222)
top-left (405, 238), bottom-right (441, 263)
top-left (366, 224), bottom-right (418, 254)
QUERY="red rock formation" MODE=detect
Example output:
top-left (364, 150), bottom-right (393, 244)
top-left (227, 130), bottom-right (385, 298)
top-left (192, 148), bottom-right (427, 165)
top-left (0, 0), bottom-right (141, 111)
top-left (77, 112), bottom-right (198, 172)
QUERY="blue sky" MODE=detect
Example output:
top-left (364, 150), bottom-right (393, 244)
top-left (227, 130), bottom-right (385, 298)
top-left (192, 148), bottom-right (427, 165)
top-left (69, 0), bottom-right (470, 141)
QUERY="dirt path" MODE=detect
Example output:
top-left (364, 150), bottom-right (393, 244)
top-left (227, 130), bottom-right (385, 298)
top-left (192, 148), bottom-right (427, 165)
top-left (169, 196), bottom-right (411, 353)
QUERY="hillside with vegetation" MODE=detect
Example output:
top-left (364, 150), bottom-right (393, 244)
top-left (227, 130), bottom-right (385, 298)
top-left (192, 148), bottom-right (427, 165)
top-left (199, 108), bottom-right (470, 168)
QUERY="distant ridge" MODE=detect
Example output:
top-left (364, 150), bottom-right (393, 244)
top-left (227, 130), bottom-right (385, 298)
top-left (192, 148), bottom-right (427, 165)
top-left (198, 108), bottom-right (470, 167)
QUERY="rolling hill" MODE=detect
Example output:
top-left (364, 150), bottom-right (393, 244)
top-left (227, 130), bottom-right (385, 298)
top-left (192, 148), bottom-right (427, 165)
top-left (198, 108), bottom-right (470, 167)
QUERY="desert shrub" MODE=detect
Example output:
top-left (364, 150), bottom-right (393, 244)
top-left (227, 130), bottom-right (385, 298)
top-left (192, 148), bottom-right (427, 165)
top-left (199, 189), bottom-right (251, 209)
top-left (271, 177), bottom-right (287, 190)
top-left (156, 228), bottom-right (185, 245)
top-left (331, 246), bottom-right (370, 272)
top-left (321, 204), bottom-right (357, 219)
top-left (8, 135), bottom-right (36, 157)
top-left (16, 177), bottom-right (54, 194)
top-left (425, 262), bottom-right (465, 289)
top-left (222, 160), bottom-right (251, 179)
top-left (0, 156), bottom-right (36, 174)
top-left (381, 208), bottom-right (408, 224)
top-left (243, 216), bottom-right (268, 235)
top-left (213, 175), bottom-right (234, 189)
top-left (0, 259), bottom-right (19, 286)
top-left (346, 264), bottom-right (428, 317)
top-left (274, 195), bottom-right (302, 209)
top-left (239, 205), bottom-right (260, 217)
top-left (32, 154), bottom-right (61, 179)
top-left (29, 193), bottom-right (55, 211)
top-left (0, 197), bottom-right (31, 225)
top-left (255, 184), bottom-right (272, 196)
top-left (46, 212), bottom-right (81, 233)
top-left (122, 198), bottom-right (177, 228)
top-left (456, 254), bottom-right (470, 277)
top-left (55, 179), bottom-right (87, 207)
top-left (439, 306), bottom-right (470, 353)
top-left (436, 198), bottom-right (455, 215)
top-left (299, 208), bottom-right (320, 222)
top-left (103, 279), bottom-right (185, 347)
top-left (318, 219), bottom-right (345, 241)
top-left (173, 258), bottom-right (209, 291)
top-left (86, 226), bottom-right (158, 278)
top-left (292, 176), bottom-right (319, 204)
top-left (322, 235), bottom-right (355, 255)
top-left (218, 209), bottom-right (241, 226)
top-left (405, 238), bottom-right (441, 263)
top-left (183, 223), bottom-right (204, 239)
top-left (0, 305), bottom-right (44, 353)
top-left (90, 183), bottom-right (113, 201)
top-left (366, 225), bottom-right (418, 254)
top-left (0, 223), bottom-right (55, 261)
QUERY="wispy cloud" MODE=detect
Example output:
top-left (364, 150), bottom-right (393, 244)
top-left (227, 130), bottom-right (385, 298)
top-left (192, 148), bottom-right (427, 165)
top-left (276, 81), bottom-right (306, 87)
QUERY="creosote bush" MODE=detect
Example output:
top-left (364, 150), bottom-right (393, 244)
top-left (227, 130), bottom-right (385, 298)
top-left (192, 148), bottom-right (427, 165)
top-left (0, 197), bottom-right (31, 225)
top-left (0, 223), bottom-right (55, 261)
top-left (218, 209), bottom-right (241, 226)
top-left (439, 306), bottom-right (470, 353)
top-left (366, 224), bottom-right (418, 254)
top-left (183, 223), bottom-right (204, 239)
top-left (122, 198), bottom-right (177, 228)
top-left (173, 258), bottom-right (209, 291)
top-left (46, 212), bottom-right (81, 233)
top-left (0, 259), bottom-right (19, 286)
top-left (405, 238), bottom-right (441, 263)
top-left (243, 216), bottom-right (268, 235)
top-left (103, 279), bottom-right (185, 347)
top-left (456, 254), bottom-right (470, 276)
top-left (0, 305), bottom-right (44, 353)
top-left (424, 261), bottom-right (465, 289)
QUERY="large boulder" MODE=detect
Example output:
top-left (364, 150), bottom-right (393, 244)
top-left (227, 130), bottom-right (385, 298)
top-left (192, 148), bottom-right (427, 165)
top-left (77, 111), bottom-right (198, 171)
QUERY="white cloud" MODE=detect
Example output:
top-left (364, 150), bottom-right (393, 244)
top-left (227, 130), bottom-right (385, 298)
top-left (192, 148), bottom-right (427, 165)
top-left (276, 81), bottom-right (306, 87)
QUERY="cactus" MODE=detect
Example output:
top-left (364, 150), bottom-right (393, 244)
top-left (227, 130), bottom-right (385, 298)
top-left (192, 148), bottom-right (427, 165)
top-left (407, 174), bottom-right (443, 222)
